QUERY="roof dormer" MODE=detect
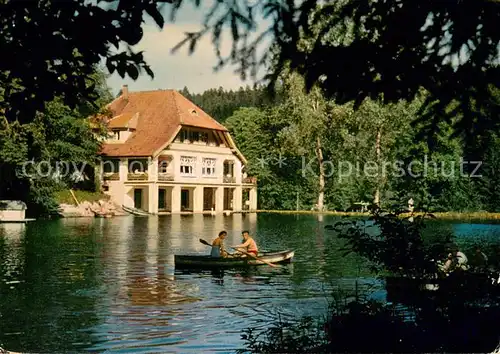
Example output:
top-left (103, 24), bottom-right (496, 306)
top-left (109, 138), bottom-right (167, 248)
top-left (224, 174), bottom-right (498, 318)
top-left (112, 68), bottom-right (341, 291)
top-left (108, 112), bottom-right (139, 130)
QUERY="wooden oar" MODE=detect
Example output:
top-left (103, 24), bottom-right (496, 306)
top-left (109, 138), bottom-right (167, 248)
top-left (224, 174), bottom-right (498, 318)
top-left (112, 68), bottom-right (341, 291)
top-left (199, 238), bottom-right (214, 247)
top-left (230, 247), bottom-right (279, 268)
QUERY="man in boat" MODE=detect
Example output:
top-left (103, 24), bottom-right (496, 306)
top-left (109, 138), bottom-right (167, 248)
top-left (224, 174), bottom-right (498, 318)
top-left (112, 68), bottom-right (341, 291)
top-left (231, 230), bottom-right (259, 257)
top-left (211, 231), bottom-right (228, 258)
top-left (469, 245), bottom-right (488, 271)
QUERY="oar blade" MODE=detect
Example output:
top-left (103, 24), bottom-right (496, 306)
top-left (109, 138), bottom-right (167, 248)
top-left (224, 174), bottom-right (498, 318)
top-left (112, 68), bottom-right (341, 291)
top-left (199, 238), bottom-right (211, 246)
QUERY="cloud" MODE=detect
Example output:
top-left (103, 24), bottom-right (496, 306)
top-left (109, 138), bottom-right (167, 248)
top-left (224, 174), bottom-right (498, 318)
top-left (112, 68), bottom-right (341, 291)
top-left (106, 22), bottom-right (258, 95)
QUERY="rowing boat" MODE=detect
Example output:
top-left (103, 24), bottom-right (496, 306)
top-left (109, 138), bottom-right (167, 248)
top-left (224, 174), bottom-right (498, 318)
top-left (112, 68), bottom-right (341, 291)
top-left (174, 250), bottom-right (294, 268)
top-left (122, 205), bottom-right (149, 216)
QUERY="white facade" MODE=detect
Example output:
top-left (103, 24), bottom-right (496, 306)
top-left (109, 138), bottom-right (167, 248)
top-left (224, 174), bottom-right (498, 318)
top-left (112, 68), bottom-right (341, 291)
top-left (100, 127), bottom-right (257, 214)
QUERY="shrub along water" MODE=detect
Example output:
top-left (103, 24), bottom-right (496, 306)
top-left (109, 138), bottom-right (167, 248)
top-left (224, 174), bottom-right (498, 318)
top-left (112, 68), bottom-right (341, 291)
top-left (239, 207), bottom-right (500, 353)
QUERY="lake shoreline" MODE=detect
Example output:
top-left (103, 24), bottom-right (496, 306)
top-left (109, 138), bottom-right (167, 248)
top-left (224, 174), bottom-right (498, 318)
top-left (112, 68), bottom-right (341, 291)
top-left (255, 210), bottom-right (500, 221)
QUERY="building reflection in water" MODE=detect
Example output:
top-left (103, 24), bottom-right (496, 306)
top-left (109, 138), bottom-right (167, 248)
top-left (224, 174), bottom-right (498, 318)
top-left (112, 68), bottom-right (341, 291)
top-left (145, 215), bottom-right (159, 281)
top-left (98, 213), bottom-right (260, 314)
top-left (168, 214), bottom-right (182, 253)
top-left (189, 213), bottom-right (205, 252)
top-left (0, 222), bottom-right (26, 239)
top-left (125, 216), bottom-right (202, 307)
top-left (101, 216), bottom-right (134, 301)
top-left (0, 223), bottom-right (26, 286)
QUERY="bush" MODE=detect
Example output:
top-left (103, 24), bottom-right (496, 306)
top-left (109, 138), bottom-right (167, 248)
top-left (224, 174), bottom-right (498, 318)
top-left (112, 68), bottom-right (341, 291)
top-left (239, 207), bottom-right (500, 353)
top-left (54, 189), bottom-right (110, 205)
top-left (236, 315), bottom-right (327, 353)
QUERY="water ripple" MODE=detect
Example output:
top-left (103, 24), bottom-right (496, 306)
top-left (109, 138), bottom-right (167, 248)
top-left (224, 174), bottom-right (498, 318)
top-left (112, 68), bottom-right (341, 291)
top-left (1, 215), bottom-right (492, 352)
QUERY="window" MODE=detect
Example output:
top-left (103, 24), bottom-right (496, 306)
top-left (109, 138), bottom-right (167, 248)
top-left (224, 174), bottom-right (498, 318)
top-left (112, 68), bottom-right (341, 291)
top-left (179, 129), bottom-right (188, 142)
top-left (223, 161), bottom-right (234, 176)
top-left (103, 159), bottom-right (119, 174)
top-left (112, 130), bottom-right (120, 140)
top-left (180, 156), bottom-right (196, 175)
top-left (202, 158), bottom-right (216, 176)
top-left (158, 160), bottom-right (169, 173)
top-left (178, 129), bottom-right (210, 143)
top-left (128, 159), bottom-right (148, 173)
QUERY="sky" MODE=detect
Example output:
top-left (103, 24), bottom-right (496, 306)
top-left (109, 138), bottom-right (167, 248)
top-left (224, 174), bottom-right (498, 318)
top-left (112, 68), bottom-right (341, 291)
top-left (106, 2), bottom-right (268, 96)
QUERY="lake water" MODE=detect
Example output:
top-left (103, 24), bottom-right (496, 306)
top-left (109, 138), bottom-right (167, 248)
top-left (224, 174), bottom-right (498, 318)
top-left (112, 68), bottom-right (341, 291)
top-left (1, 213), bottom-right (499, 353)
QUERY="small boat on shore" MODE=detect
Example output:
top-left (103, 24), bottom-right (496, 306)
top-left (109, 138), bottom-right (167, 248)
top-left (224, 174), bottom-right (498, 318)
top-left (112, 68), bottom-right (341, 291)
top-left (122, 205), bottom-right (149, 216)
top-left (175, 250), bottom-right (294, 268)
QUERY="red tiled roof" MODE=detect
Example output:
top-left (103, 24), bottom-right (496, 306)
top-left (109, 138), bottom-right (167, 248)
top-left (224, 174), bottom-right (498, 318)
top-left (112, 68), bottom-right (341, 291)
top-left (99, 89), bottom-right (228, 157)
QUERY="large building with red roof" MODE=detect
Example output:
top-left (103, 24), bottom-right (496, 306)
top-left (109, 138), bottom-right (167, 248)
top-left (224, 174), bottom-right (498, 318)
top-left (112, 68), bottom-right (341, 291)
top-left (98, 85), bottom-right (257, 214)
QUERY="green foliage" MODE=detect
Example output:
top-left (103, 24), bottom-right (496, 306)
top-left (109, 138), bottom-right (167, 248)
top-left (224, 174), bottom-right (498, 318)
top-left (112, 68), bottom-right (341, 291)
top-left (225, 107), bottom-right (273, 177)
top-left (240, 285), bottom-right (500, 353)
top-left (0, 1), bottom-right (162, 124)
top-left (477, 134), bottom-right (500, 212)
top-left (335, 208), bottom-right (451, 277)
top-left (1, 0), bottom-right (498, 218)
top-left (236, 315), bottom-right (327, 353)
top-left (225, 103), bottom-right (318, 210)
top-left (221, 76), bottom-right (498, 212)
top-left (173, 0), bottom-right (500, 148)
top-left (240, 210), bottom-right (500, 353)
top-left (54, 190), bottom-right (110, 206)
top-left (0, 68), bottom-right (111, 216)
top-left (181, 85), bottom-right (281, 122)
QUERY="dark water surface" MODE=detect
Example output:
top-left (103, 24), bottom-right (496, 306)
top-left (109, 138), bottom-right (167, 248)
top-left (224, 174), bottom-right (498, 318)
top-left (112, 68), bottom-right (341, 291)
top-left (0, 213), bottom-right (499, 353)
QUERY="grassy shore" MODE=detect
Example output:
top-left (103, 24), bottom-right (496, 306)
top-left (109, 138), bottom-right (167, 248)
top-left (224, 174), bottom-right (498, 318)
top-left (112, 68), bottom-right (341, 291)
top-left (54, 189), bottom-right (110, 205)
top-left (418, 211), bottom-right (500, 221)
top-left (255, 210), bottom-right (500, 221)
top-left (255, 209), bottom-right (370, 216)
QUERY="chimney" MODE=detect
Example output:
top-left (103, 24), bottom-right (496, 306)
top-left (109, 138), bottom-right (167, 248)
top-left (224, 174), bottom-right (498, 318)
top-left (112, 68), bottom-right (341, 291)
top-left (122, 84), bottom-right (128, 100)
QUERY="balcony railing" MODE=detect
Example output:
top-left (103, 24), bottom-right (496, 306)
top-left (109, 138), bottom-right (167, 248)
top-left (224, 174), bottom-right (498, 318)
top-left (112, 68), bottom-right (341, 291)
top-left (103, 172), bottom-right (119, 181)
top-left (127, 172), bottom-right (148, 181)
top-left (158, 173), bottom-right (174, 182)
top-left (243, 176), bottom-right (257, 185)
top-left (223, 176), bottom-right (236, 183)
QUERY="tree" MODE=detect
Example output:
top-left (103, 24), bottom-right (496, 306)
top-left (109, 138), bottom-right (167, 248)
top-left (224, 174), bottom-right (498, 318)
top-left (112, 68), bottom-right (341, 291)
top-left (0, 68), bottom-right (112, 215)
top-left (3, 0), bottom-right (498, 145)
top-left (226, 106), bottom-right (316, 209)
top-left (275, 73), bottom-right (328, 210)
top-left (388, 110), bottom-right (474, 212)
top-left (477, 133), bottom-right (500, 212)
top-left (225, 107), bottom-right (273, 177)
top-left (0, 0), bottom-right (169, 124)
top-left (182, 84), bottom-right (281, 122)
top-left (349, 97), bottom-right (421, 206)
top-left (272, 71), bottom-right (355, 211)
top-left (173, 0), bottom-right (500, 147)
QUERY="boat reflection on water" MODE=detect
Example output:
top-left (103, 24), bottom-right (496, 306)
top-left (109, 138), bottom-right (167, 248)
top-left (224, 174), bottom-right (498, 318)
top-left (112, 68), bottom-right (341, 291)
top-left (175, 263), bottom-right (294, 286)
